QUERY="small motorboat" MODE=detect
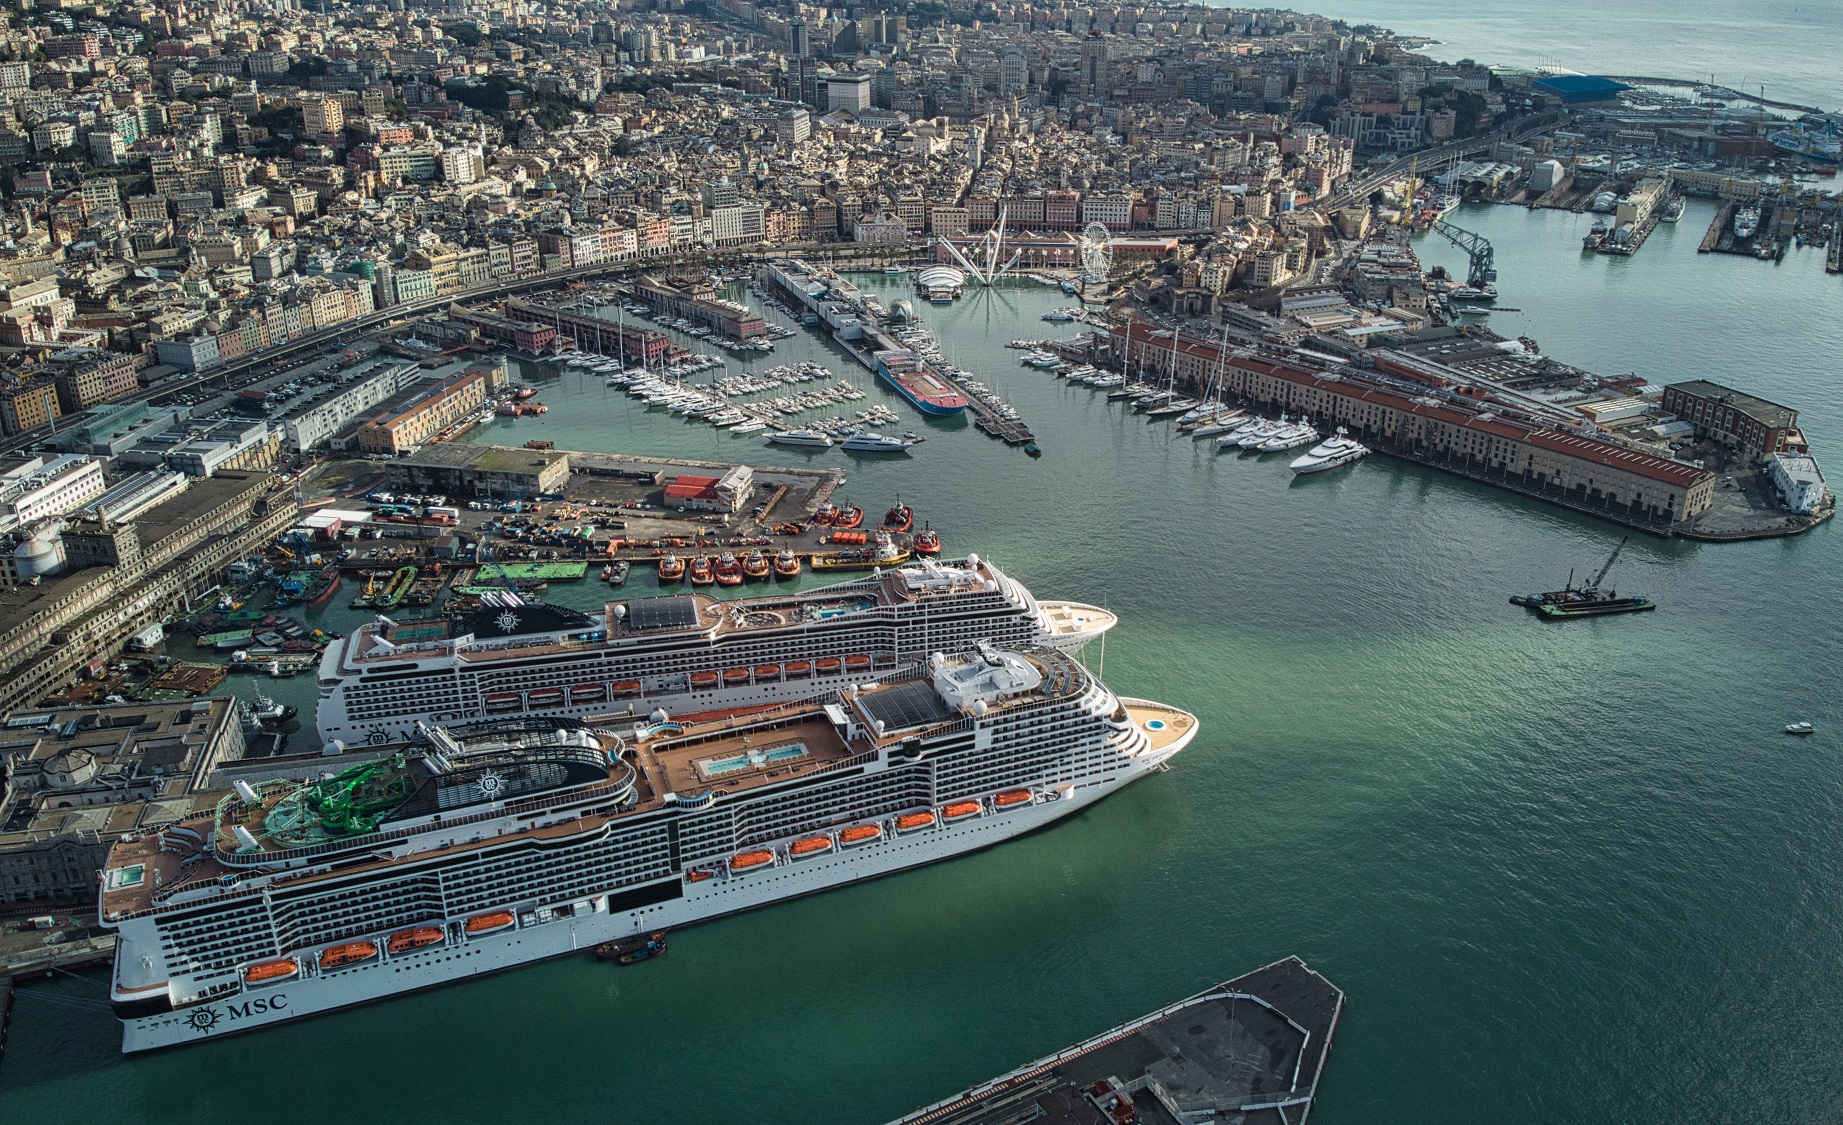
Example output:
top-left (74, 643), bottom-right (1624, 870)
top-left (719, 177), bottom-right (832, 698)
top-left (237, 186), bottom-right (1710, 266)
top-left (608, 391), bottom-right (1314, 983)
top-left (1785, 722), bottom-right (1816, 736)
top-left (596, 931), bottom-right (667, 965)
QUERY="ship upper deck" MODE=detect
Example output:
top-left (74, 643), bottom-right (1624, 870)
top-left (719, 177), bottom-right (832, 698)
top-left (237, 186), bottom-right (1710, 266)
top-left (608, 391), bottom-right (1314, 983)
top-left (340, 559), bottom-right (1019, 669)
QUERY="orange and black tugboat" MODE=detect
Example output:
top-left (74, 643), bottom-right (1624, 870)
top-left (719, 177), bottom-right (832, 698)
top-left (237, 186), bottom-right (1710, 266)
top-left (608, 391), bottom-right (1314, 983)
top-left (656, 552), bottom-right (686, 583)
top-left (741, 549), bottom-right (771, 580)
top-left (714, 552), bottom-right (745, 587)
top-left (688, 553), bottom-right (716, 585)
top-left (834, 502), bottom-right (865, 529)
top-left (813, 502), bottom-right (838, 525)
top-left (883, 499), bottom-right (914, 533)
top-left (912, 523), bottom-right (941, 556)
top-left (774, 545), bottom-right (803, 578)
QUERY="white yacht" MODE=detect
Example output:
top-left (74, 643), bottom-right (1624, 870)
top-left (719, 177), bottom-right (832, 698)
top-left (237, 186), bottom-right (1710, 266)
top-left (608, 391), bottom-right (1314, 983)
top-left (838, 432), bottom-right (917, 453)
top-left (1259, 424), bottom-right (1319, 453)
top-left (1290, 430), bottom-right (1371, 474)
top-left (767, 429), bottom-right (835, 448)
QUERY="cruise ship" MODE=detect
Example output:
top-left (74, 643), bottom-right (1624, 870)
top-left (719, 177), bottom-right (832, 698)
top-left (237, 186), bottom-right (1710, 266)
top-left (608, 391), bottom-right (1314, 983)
top-left (101, 644), bottom-right (1198, 1052)
top-left (315, 557), bottom-right (1115, 746)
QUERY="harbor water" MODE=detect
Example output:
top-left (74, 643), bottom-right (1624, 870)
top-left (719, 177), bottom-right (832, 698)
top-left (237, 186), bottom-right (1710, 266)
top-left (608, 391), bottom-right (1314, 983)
top-left (2, 200), bottom-right (1841, 1123)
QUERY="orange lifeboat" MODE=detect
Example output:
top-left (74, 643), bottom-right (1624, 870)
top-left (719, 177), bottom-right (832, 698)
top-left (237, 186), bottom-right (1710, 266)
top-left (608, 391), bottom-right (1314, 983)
top-left (790, 835), bottom-right (834, 857)
top-left (685, 869), bottom-right (715, 883)
top-left (873, 653), bottom-right (898, 667)
top-left (570, 683), bottom-right (608, 703)
top-left (941, 800), bottom-right (982, 820)
top-left (612, 680), bottom-right (642, 695)
top-left (387, 926), bottom-right (445, 954)
top-left (840, 824), bottom-right (883, 846)
top-left (845, 654), bottom-right (872, 670)
top-left (319, 941), bottom-right (379, 970)
top-left (243, 958), bottom-right (299, 985)
top-left (690, 670), bottom-right (720, 688)
top-left (994, 789), bottom-right (1033, 808)
top-left (754, 664), bottom-right (781, 680)
top-left (816, 657), bottom-right (843, 674)
top-left (896, 811), bottom-right (936, 833)
top-left (464, 910), bottom-right (516, 935)
top-left (784, 660), bottom-right (811, 677)
top-left (722, 667), bottom-right (750, 683)
top-left (730, 850), bottom-right (775, 872)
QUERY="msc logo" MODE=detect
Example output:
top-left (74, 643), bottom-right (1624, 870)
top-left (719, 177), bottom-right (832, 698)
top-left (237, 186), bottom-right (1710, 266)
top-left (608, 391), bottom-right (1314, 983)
top-left (183, 994), bottom-right (289, 1034)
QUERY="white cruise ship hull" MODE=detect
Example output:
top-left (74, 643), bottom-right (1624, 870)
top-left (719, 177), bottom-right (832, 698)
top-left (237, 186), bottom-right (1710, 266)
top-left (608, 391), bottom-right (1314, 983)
top-left (118, 742), bottom-right (1185, 1054)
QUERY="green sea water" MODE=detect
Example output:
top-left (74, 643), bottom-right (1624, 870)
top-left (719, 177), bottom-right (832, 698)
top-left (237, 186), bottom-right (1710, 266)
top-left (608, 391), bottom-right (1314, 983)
top-left (2, 198), bottom-right (1840, 1123)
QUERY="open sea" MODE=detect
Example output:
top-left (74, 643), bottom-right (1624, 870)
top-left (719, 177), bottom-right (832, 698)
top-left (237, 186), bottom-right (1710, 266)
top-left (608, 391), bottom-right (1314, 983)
top-left (4, 92), bottom-right (1842, 1125)
top-left (1212, 0), bottom-right (1840, 112)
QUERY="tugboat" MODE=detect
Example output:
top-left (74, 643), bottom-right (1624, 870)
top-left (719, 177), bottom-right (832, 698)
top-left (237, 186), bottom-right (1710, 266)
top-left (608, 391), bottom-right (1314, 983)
top-left (773, 545), bottom-right (802, 578)
top-left (595, 931), bottom-right (666, 965)
top-left (714, 552), bottom-right (745, 587)
top-left (1511, 538), bottom-right (1656, 620)
top-left (656, 552), bottom-right (685, 583)
top-left (912, 523), bottom-right (941, 556)
top-left (883, 498), bottom-right (914, 533)
top-left (248, 694), bottom-right (298, 729)
top-left (833, 502), bottom-right (865, 529)
top-left (608, 560), bottom-right (630, 586)
top-left (813, 502), bottom-right (838, 526)
top-left (514, 385), bottom-right (539, 400)
top-left (741, 549), bottom-right (771, 581)
top-left (688, 554), bottom-right (716, 586)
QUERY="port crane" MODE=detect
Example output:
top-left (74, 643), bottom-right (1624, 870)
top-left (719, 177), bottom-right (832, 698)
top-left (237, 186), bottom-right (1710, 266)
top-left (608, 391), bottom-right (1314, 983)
top-left (1579, 537), bottom-right (1627, 594)
top-left (1429, 219), bottom-right (1498, 291)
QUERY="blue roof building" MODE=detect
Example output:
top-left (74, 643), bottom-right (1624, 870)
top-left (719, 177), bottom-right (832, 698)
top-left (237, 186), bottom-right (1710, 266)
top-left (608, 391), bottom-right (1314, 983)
top-left (1533, 75), bottom-right (1632, 104)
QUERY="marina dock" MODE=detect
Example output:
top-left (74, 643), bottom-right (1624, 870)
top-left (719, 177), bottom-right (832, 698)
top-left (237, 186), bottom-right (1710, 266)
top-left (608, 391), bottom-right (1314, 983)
top-left (887, 957), bottom-right (1343, 1125)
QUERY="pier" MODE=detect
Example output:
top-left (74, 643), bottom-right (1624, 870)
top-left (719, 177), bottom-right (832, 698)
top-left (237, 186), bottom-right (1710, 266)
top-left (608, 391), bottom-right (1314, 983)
top-left (886, 957), bottom-right (1343, 1125)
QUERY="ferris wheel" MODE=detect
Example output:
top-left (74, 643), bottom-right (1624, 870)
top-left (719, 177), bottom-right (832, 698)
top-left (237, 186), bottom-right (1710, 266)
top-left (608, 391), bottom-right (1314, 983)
top-left (1079, 222), bottom-right (1112, 285)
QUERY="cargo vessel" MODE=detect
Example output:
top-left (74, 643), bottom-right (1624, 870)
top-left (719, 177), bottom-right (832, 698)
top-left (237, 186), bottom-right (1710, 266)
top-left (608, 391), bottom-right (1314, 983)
top-left (103, 644), bottom-right (1197, 1053)
top-left (315, 557), bottom-right (1116, 746)
top-left (873, 348), bottom-right (969, 417)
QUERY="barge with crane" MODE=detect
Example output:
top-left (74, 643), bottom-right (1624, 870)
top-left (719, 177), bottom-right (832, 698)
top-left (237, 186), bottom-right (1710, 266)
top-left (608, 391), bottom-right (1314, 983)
top-left (1511, 538), bottom-right (1657, 619)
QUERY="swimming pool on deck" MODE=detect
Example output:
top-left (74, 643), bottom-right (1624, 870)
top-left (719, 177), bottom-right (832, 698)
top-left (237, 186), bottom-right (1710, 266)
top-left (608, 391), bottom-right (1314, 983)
top-left (697, 741), bottom-right (812, 779)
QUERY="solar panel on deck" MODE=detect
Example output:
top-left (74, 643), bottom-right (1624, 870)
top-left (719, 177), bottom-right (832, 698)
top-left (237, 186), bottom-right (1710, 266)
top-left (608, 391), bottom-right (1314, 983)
top-left (858, 679), bottom-right (954, 731)
top-left (625, 596), bottom-right (700, 631)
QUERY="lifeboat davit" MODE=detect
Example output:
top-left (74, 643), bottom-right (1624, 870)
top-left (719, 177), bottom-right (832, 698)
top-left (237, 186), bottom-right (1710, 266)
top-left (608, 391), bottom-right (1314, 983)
top-left (690, 670), bottom-right (720, 687)
top-left (730, 850), bottom-right (775, 872)
top-left (387, 926), bottom-right (445, 954)
top-left (527, 688), bottom-right (564, 706)
top-left (483, 692), bottom-right (522, 712)
top-left (464, 910), bottom-right (516, 935)
top-left (722, 667), bottom-right (750, 683)
top-left (319, 940), bottom-right (379, 970)
top-left (790, 835), bottom-right (834, 857)
top-left (896, 811), bottom-right (936, 833)
top-left (816, 657), bottom-right (843, 674)
top-left (845, 653), bottom-right (872, 670)
top-left (784, 660), bottom-right (811, 677)
top-left (941, 800), bottom-right (982, 820)
top-left (840, 824), bottom-right (883, 846)
top-left (754, 664), bottom-right (781, 680)
top-left (243, 958), bottom-right (299, 985)
top-left (994, 789), bottom-right (1033, 808)
top-left (873, 653), bottom-right (897, 667)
